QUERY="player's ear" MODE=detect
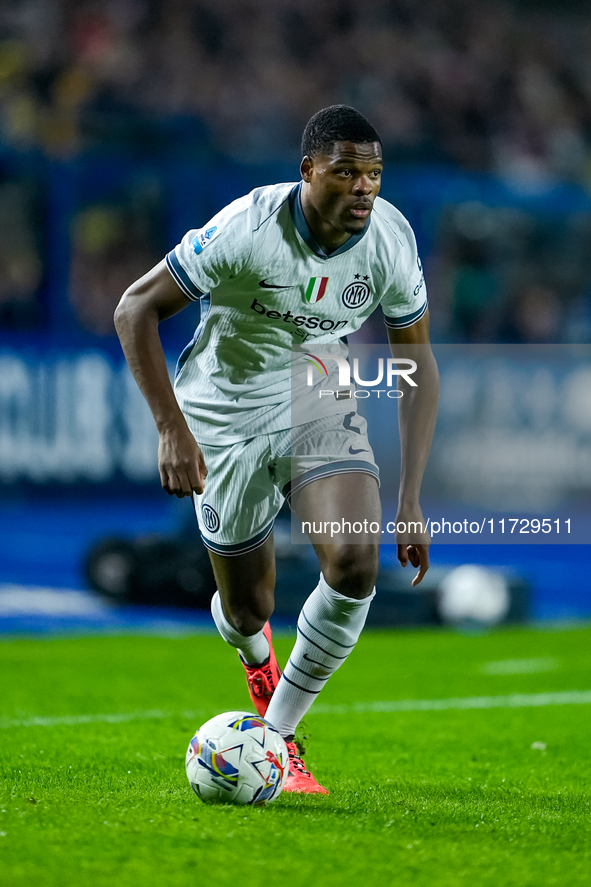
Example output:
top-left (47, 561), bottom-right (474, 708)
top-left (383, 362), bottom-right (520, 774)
top-left (300, 155), bottom-right (313, 182)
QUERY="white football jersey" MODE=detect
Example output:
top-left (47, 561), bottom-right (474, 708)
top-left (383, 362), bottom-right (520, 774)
top-left (166, 182), bottom-right (427, 444)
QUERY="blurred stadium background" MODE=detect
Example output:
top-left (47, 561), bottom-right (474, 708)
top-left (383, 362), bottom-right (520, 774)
top-left (1, 0), bottom-right (591, 632)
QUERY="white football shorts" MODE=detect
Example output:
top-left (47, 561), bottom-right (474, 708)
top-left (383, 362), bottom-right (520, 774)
top-left (193, 411), bottom-right (379, 556)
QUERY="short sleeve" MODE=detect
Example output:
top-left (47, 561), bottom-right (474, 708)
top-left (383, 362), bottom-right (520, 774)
top-left (380, 221), bottom-right (428, 329)
top-left (165, 200), bottom-right (253, 300)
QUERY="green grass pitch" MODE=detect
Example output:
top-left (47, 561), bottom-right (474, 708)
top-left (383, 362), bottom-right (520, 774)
top-left (1, 623), bottom-right (590, 887)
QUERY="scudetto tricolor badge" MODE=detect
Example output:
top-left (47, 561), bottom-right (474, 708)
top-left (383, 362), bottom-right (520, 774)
top-left (304, 277), bottom-right (329, 303)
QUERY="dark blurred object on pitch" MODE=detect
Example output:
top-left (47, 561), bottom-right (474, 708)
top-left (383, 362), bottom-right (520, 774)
top-left (85, 520), bottom-right (529, 625)
top-left (84, 533), bottom-right (216, 609)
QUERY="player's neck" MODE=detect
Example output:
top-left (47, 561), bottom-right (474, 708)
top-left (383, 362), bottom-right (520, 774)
top-left (299, 189), bottom-right (351, 255)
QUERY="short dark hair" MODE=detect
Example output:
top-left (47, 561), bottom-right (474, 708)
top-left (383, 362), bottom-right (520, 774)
top-left (301, 105), bottom-right (381, 158)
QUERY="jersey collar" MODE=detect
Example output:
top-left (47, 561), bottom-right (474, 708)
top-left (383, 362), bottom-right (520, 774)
top-left (289, 182), bottom-right (370, 259)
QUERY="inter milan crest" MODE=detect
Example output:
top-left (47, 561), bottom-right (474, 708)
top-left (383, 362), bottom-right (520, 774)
top-left (342, 278), bottom-right (371, 309)
top-left (202, 503), bottom-right (220, 533)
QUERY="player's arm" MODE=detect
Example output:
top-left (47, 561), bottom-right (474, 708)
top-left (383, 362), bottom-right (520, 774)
top-left (114, 259), bottom-right (207, 498)
top-left (387, 311), bottom-right (439, 586)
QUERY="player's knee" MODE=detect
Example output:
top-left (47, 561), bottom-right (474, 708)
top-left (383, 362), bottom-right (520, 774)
top-left (225, 592), bottom-right (274, 637)
top-left (323, 544), bottom-right (379, 599)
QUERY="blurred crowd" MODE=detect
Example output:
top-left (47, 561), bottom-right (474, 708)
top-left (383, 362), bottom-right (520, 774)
top-left (353, 198), bottom-right (591, 345)
top-left (2, 0), bottom-right (591, 343)
top-left (1, 0), bottom-right (591, 178)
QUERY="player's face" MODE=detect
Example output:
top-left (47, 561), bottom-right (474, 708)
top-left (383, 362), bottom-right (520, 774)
top-left (301, 141), bottom-right (383, 244)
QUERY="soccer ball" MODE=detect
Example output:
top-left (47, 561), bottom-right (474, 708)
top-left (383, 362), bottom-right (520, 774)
top-left (438, 564), bottom-right (510, 626)
top-left (185, 711), bottom-right (289, 806)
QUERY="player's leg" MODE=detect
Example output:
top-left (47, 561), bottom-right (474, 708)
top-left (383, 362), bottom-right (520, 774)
top-left (209, 533), bottom-right (275, 642)
top-left (208, 536), bottom-right (282, 717)
top-left (193, 437), bottom-right (284, 716)
top-left (299, 469), bottom-right (380, 598)
top-left (265, 471), bottom-right (380, 741)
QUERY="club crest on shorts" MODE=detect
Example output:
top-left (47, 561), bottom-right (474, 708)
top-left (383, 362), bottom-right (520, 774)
top-left (202, 504), bottom-right (220, 533)
top-left (342, 280), bottom-right (371, 309)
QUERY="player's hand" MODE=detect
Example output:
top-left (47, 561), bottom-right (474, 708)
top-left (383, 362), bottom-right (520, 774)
top-left (395, 504), bottom-right (430, 587)
top-left (157, 425), bottom-right (207, 498)
top-left (397, 543), bottom-right (430, 587)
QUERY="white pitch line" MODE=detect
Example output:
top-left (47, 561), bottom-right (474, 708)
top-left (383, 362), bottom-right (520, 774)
top-left (479, 657), bottom-right (558, 676)
top-left (2, 690), bottom-right (591, 730)
top-left (313, 689), bottom-right (591, 715)
top-left (0, 709), bottom-right (169, 729)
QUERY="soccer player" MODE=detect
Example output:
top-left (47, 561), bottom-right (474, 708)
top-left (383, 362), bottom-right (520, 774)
top-left (115, 105), bottom-right (439, 794)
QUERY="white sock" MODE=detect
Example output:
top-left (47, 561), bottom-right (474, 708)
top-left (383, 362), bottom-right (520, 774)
top-left (210, 591), bottom-right (270, 665)
top-left (265, 574), bottom-right (375, 738)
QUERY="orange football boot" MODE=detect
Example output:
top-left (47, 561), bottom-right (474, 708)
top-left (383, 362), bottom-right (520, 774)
top-left (283, 742), bottom-right (329, 795)
top-left (241, 622), bottom-right (282, 717)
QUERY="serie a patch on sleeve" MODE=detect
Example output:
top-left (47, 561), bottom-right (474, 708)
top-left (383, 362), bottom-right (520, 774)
top-left (192, 225), bottom-right (219, 255)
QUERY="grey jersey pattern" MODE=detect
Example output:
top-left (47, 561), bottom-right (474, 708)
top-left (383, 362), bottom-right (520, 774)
top-left (166, 182), bottom-right (427, 444)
